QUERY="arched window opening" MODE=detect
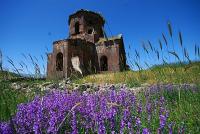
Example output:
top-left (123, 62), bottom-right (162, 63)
top-left (88, 20), bottom-right (93, 25)
top-left (100, 56), bottom-right (108, 71)
top-left (88, 28), bottom-right (93, 34)
top-left (75, 22), bottom-right (80, 34)
top-left (56, 52), bottom-right (63, 71)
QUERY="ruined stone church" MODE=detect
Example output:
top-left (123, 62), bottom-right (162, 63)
top-left (47, 9), bottom-right (127, 79)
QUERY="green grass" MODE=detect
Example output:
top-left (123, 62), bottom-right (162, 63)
top-left (132, 83), bottom-right (200, 133)
top-left (0, 62), bottom-right (199, 121)
top-left (0, 71), bottom-right (20, 80)
top-left (166, 90), bottom-right (200, 133)
top-left (138, 86), bottom-right (200, 133)
top-left (0, 81), bottom-right (31, 121)
top-left (0, 65), bottom-right (200, 133)
top-left (0, 78), bottom-right (48, 121)
top-left (75, 62), bottom-right (200, 87)
top-left (0, 71), bottom-right (53, 121)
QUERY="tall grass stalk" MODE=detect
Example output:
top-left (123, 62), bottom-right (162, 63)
top-left (0, 49), bottom-right (3, 71)
top-left (162, 33), bottom-right (171, 62)
top-left (178, 31), bottom-right (185, 62)
top-left (7, 57), bottom-right (21, 77)
top-left (167, 21), bottom-right (176, 62)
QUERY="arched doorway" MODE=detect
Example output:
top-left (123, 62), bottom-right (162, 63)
top-left (100, 56), bottom-right (108, 71)
top-left (75, 22), bottom-right (80, 34)
top-left (56, 52), bottom-right (63, 71)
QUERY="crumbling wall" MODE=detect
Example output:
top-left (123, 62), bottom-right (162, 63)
top-left (47, 40), bottom-right (69, 79)
top-left (69, 12), bottom-right (104, 43)
top-left (96, 40), bottom-right (120, 72)
top-left (67, 39), bottom-right (99, 77)
top-left (96, 37), bottom-right (126, 72)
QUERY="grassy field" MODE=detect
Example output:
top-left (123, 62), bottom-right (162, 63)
top-left (137, 84), bottom-right (200, 133)
top-left (76, 62), bottom-right (200, 87)
top-left (0, 72), bottom-right (48, 121)
top-left (0, 81), bottom-right (34, 121)
top-left (0, 71), bottom-right (20, 80)
top-left (1, 76), bottom-right (200, 133)
top-left (0, 62), bottom-right (200, 132)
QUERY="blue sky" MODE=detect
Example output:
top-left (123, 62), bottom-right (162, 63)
top-left (0, 0), bottom-right (200, 74)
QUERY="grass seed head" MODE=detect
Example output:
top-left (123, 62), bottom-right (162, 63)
top-left (195, 44), bottom-right (197, 56)
top-left (148, 40), bottom-right (153, 52)
top-left (179, 31), bottom-right (183, 47)
top-left (159, 39), bottom-right (163, 50)
top-left (162, 33), bottom-right (168, 46)
top-left (167, 21), bottom-right (173, 38)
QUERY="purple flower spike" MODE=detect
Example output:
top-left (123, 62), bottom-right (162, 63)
top-left (128, 121), bottom-right (132, 133)
top-left (120, 119), bottom-right (125, 134)
top-left (0, 122), bottom-right (13, 134)
top-left (168, 123), bottom-right (173, 134)
top-left (142, 128), bottom-right (150, 134)
top-left (136, 117), bottom-right (141, 127)
top-left (98, 120), bottom-right (106, 134)
top-left (0, 86), bottom-right (178, 133)
top-left (137, 101), bottom-right (142, 114)
top-left (159, 114), bottom-right (166, 129)
top-left (123, 109), bottom-right (130, 121)
top-left (71, 110), bottom-right (78, 134)
top-left (111, 131), bottom-right (115, 134)
top-left (146, 102), bottom-right (151, 114)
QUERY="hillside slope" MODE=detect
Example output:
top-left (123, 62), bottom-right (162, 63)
top-left (76, 62), bottom-right (200, 87)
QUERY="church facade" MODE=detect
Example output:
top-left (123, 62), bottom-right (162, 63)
top-left (47, 9), bottom-right (127, 79)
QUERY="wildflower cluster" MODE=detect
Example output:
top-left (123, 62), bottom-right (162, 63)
top-left (1, 84), bottom-right (198, 134)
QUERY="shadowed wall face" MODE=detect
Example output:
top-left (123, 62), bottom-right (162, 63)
top-left (100, 55), bottom-right (108, 71)
top-left (56, 52), bottom-right (63, 71)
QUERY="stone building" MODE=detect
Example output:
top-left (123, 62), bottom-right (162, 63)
top-left (47, 9), bottom-right (127, 79)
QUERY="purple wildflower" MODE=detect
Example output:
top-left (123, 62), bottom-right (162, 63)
top-left (0, 122), bottom-right (12, 134)
top-left (0, 86), bottom-right (178, 133)
top-left (127, 121), bottom-right (132, 133)
top-left (97, 119), bottom-right (106, 134)
top-left (159, 114), bottom-right (166, 129)
top-left (137, 101), bottom-right (142, 114)
top-left (146, 102), bottom-right (151, 114)
top-left (160, 96), bottom-right (165, 106)
top-left (120, 118), bottom-right (125, 134)
top-left (136, 117), bottom-right (141, 127)
top-left (142, 128), bottom-right (150, 134)
top-left (71, 110), bottom-right (78, 134)
top-left (168, 123), bottom-right (173, 134)
top-left (111, 131), bottom-right (115, 134)
top-left (123, 108), bottom-right (130, 121)
top-left (146, 102), bottom-right (152, 123)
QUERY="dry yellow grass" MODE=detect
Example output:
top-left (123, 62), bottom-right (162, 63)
top-left (75, 63), bottom-right (200, 87)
